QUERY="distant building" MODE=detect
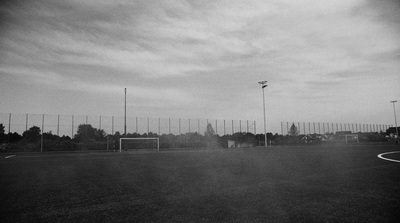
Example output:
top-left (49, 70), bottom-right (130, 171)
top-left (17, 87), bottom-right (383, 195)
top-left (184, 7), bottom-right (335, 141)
top-left (301, 134), bottom-right (313, 143)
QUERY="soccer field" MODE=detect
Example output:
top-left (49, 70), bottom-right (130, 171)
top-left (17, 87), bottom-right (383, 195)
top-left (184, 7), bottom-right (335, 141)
top-left (1, 145), bottom-right (400, 222)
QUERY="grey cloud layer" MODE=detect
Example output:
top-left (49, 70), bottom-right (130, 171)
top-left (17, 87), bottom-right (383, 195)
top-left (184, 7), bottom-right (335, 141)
top-left (1, 0), bottom-right (399, 124)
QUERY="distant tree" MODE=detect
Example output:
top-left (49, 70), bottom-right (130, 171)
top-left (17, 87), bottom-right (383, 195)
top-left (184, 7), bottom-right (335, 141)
top-left (288, 123), bottom-right (298, 136)
top-left (43, 131), bottom-right (60, 141)
top-left (23, 126), bottom-right (41, 142)
top-left (204, 123), bottom-right (218, 147)
top-left (75, 124), bottom-right (96, 141)
top-left (204, 123), bottom-right (215, 137)
top-left (8, 132), bottom-right (22, 143)
top-left (94, 129), bottom-right (106, 141)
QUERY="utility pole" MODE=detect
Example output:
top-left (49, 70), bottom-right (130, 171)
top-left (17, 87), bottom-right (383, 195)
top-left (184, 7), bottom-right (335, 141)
top-left (258, 81), bottom-right (268, 147)
top-left (124, 88), bottom-right (127, 136)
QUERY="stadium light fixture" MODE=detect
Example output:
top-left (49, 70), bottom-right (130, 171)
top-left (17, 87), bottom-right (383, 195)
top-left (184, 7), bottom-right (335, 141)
top-left (258, 81), bottom-right (268, 147)
top-left (390, 100), bottom-right (398, 139)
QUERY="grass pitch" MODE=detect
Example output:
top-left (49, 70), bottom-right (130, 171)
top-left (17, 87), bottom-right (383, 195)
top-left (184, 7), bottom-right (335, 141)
top-left (1, 145), bottom-right (400, 222)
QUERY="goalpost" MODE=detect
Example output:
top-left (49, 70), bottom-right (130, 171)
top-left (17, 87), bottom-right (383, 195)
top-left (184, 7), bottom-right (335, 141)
top-left (344, 134), bottom-right (359, 144)
top-left (119, 138), bottom-right (159, 152)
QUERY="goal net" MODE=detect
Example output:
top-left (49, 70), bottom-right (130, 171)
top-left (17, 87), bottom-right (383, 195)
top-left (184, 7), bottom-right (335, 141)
top-left (345, 134), bottom-right (359, 143)
top-left (337, 134), bottom-right (359, 144)
top-left (119, 138), bottom-right (159, 152)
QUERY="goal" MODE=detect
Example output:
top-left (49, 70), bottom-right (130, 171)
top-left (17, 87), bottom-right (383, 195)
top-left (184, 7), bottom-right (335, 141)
top-left (119, 138), bottom-right (159, 152)
top-left (345, 134), bottom-right (359, 144)
top-left (337, 134), bottom-right (359, 144)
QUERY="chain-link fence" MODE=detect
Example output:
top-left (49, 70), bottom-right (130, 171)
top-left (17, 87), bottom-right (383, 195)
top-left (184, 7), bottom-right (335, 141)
top-left (280, 121), bottom-right (391, 135)
top-left (0, 113), bottom-right (257, 137)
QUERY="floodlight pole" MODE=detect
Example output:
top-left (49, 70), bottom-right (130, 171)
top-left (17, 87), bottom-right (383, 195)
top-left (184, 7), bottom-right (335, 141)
top-left (390, 100), bottom-right (398, 138)
top-left (124, 88), bottom-right (127, 136)
top-left (258, 81), bottom-right (268, 147)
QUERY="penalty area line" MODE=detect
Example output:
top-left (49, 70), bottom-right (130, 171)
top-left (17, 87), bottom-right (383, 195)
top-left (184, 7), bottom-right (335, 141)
top-left (5, 155), bottom-right (16, 159)
top-left (377, 151), bottom-right (400, 163)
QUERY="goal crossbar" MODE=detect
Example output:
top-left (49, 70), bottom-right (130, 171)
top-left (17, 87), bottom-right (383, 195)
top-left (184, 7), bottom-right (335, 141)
top-left (119, 138), bottom-right (159, 152)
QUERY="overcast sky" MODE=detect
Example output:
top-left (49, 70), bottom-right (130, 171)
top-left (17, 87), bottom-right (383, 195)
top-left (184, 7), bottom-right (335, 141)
top-left (1, 0), bottom-right (399, 134)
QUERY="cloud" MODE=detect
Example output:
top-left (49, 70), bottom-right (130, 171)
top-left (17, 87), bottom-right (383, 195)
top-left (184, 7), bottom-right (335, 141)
top-left (1, 0), bottom-right (399, 127)
top-left (0, 66), bottom-right (192, 104)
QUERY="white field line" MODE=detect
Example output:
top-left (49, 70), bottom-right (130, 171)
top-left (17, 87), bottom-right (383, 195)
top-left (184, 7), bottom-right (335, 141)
top-left (377, 151), bottom-right (400, 163)
top-left (5, 155), bottom-right (16, 159)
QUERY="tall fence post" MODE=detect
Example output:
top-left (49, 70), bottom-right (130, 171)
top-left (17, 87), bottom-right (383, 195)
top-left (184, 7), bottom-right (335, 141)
top-left (231, 120), bottom-right (234, 134)
top-left (8, 113), bottom-right (11, 133)
top-left (85, 115), bottom-right (88, 140)
top-left (57, 114), bottom-right (60, 136)
top-left (318, 122), bottom-right (321, 134)
top-left (41, 114), bottom-right (44, 152)
top-left (224, 120), bottom-right (226, 135)
top-left (286, 121), bottom-right (289, 135)
top-left (112, 116), bottom-right (114, 135)
top-left (136, 117), bottom-right (138, 133)
top-left (298, 122), bottom-right (300, 134)
top-left (72, 115), bottom-right (74, 138)
top-left (26, 113), bottom-right (28, 132)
